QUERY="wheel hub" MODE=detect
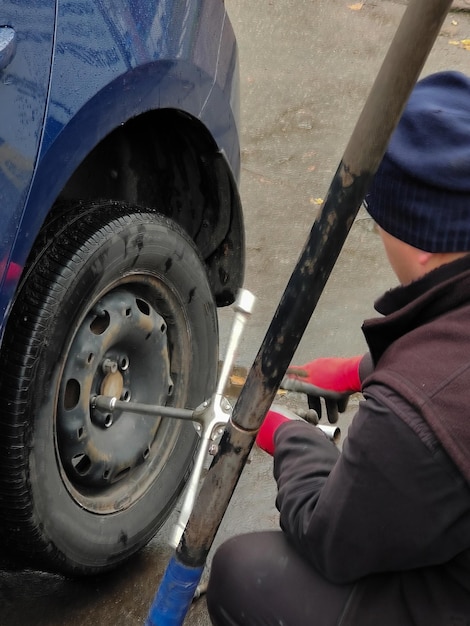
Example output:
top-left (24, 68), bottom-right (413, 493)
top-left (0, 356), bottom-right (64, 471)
top-left (100, 369), bottom-right (124, 400)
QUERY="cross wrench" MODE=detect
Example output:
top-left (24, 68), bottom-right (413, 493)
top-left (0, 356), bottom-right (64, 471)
top-left (92, 288), bottom-right (256, 548)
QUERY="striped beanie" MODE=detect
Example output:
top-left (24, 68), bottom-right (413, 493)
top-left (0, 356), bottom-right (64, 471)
top-left (365, 71), bottom-right (470, 252)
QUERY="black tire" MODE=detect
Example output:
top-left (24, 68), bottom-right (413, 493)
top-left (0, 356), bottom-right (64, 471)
top-left (0, 202), bottom-right (218, 575)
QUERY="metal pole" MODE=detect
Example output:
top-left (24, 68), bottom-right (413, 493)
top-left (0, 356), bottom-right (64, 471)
top-left (145, 0), bottom-right (453, 622)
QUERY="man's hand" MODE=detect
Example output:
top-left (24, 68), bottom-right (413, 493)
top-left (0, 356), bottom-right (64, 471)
top-left (281, 356), bottom-right (364, 423)
top-left (256, 410), bottom-right (291, 456)
top-left (284, 356), bottom-right (363, 394)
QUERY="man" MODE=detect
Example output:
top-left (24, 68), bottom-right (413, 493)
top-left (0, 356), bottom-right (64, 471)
top-left (206, 70), bottom-right (470, 625)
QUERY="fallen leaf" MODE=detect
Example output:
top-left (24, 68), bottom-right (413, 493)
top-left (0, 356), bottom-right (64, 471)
top-left (449, 39), bottom-right (470, 50)
top-left (311, 197), bottom-right (323, 205)
top-left (230, 374), bottom-right (245, 387)
top-left (229, 373), bottom-right (286, 395)
top-left (348, 2), bottom-right (364, 10)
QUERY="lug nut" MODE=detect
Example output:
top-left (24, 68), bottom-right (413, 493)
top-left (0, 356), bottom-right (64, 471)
top-left (102, 358), bottom-right (118, 374)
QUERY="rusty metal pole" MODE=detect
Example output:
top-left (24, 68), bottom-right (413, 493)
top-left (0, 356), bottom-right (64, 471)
top-left (145, 0), bottom-right (453, 622)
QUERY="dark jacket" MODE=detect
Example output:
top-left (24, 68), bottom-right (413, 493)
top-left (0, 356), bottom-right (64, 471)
top-left (274, 254), bottom-right (470, 626)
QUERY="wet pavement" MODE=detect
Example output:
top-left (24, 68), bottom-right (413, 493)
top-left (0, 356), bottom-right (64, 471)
top-left (2, 1), bottom-right (470, 624)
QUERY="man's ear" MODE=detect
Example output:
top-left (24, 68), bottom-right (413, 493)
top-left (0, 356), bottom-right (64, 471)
top-left (417, 250), bottom-right (468, 273)
top-left (417, 250), bottom-right (433, 267)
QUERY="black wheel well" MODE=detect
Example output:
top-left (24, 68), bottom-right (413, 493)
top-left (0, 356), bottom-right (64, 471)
top-left (50, 109), bottom-right (244, 306)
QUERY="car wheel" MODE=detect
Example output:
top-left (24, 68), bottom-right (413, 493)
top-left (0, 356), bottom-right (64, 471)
top-left (0, 202), bottom-right (218, 575)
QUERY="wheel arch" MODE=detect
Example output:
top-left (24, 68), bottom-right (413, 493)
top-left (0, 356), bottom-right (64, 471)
top-left (0, 61), bottom-right (244, 335)
top-left (53, 108), bottom-right (245, 308)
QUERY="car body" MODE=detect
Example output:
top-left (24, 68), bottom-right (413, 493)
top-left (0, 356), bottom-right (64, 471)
top-left (0, 0), bottom-right (244, 575)
top-left (0, 0), bottom-right (244, 315)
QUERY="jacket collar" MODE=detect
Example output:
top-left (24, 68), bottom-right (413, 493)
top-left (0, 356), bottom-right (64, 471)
top-left (362, 254), bottom-right (470, 364)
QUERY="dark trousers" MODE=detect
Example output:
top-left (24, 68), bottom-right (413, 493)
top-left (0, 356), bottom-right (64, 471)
top-left (206, 531), bottom-right (355, 626)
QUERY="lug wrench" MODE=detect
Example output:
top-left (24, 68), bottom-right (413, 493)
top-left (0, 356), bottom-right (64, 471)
top-left (92, 288), bottom-right (256, 548)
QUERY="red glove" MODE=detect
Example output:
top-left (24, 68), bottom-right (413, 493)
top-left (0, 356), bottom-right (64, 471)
top-left (256, 410), bottom-right (291, 456)
top-left (285, 355), bottom-right (363, 394)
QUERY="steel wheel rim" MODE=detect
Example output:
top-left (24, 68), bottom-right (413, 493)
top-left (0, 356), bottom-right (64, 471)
top-left (56, 277), bottom-right (190, 514)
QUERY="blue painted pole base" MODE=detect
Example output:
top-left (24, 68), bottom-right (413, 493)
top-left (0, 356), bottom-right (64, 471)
top-left (145, 555), bottom-right (204, 626)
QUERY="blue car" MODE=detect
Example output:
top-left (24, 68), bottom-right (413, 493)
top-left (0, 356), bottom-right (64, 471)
top-left (0, 0), bottom-right (244, 575)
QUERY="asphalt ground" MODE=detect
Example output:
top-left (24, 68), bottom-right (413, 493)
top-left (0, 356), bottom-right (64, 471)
top-left (1, 1), bottom-right (470, 624)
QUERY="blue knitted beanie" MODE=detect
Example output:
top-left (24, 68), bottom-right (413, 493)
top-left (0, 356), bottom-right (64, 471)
top-left (365, 71), bottom-right (470, 252)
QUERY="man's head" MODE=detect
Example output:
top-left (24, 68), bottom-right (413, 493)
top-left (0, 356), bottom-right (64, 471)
top-left (375, 225), bottom-right (467, 285)
top-left (365, 71), bottom-right (470, 283)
